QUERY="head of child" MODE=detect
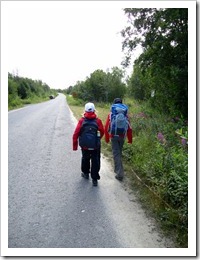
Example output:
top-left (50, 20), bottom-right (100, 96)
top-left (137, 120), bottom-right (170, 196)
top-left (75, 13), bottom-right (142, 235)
top-left (85, 102), bottom-right (95, 113)
top-left (113, 98), bottom-right (122, 104)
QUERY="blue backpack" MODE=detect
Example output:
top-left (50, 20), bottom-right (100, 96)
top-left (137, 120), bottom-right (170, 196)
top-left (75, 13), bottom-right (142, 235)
top-left (79, 118), bottom-right (99, 150)
top-left (109, 103), bottom-right (129, 136)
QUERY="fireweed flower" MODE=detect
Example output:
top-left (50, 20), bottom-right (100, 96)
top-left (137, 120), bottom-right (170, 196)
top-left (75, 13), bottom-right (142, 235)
top-left (138, 112), bottom-right (147, 118)
top-left (181, 138), bottom-right (187, 147)
top-left (157, 132), bottom-right (166, 144)
top-left (134, 112), bottom-right (147, 119)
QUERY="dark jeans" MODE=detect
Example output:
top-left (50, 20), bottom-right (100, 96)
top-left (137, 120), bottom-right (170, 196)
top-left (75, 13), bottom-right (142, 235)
top-left (81, 148), bottom-right (101, 180)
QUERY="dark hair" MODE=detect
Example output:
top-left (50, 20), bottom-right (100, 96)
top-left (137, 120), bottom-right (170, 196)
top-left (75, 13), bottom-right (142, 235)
top-left (113, 98), bottom-right (122, 104)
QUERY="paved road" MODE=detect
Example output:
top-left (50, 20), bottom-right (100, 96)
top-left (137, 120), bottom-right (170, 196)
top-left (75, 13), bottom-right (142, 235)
top-left (8, 93), bottom-right (174, 249)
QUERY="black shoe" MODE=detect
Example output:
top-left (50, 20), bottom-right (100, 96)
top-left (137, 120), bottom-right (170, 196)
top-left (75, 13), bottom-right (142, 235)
top-left (115, 175), bottom-right (123, 181)
top-left (81, 173), bottom-right (89, 179)
top-left (92, 179), bottom-right (98, 186)
top-left (97, 174), bottom-right (100, 180)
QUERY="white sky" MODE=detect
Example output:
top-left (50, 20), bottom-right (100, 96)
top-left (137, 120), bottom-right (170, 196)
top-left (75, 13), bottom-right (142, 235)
top-left (3, 1), bottom-right (137, 89)
top-left (2, 1), bottom-right (196, 90)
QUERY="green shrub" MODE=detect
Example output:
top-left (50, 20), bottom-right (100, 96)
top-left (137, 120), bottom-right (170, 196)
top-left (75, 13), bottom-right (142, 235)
top-left (8, 95), bottom-right (23, 109)
top-left (122, 98), bottom-right (188, 246)
top-left (66, 95), bottom-right (84, 106)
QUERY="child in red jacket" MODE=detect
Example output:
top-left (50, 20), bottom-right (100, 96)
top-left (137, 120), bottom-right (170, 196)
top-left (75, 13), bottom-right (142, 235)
top-left (73, 102), bottom-right (104, 186)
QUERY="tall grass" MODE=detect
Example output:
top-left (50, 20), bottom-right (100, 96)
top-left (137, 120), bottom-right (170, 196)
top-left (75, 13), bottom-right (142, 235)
top-left (8, 95), bottom-right (53, 110)
top-left (124, 98), bottom-right (188, 247)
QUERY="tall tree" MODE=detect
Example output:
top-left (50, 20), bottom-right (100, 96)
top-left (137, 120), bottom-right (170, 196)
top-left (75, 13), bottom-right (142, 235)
top-left (121, 8), bottom-right (188, 118)
top-left (68, 67), bottom-right (126, 103)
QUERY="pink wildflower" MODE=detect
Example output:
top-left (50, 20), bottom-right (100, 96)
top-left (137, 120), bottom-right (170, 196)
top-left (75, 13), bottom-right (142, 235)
top-left (181, 138), bottom-right (187, 147)
top-left (157, 132), bottom-right (166, 144)
top-left (134, 112), bottom-right (147, 118)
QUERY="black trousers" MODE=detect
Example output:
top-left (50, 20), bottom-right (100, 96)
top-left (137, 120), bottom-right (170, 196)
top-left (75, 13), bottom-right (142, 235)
top-left (81, 148), bottom-right (101, 180)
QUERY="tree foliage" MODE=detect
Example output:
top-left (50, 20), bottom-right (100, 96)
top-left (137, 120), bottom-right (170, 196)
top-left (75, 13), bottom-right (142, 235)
top-left (8, 73), bottom-right (55, 109)
top-left (121, 8), bottom-right (188, 118)
top-left (68, 67), bottom-right (126, 103)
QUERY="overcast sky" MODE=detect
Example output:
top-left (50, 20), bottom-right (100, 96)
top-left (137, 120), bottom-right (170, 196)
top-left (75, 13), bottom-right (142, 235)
top-left (2, 1), bottom-right (196, 90)
top-left (3, 1), bottom-right (137, 89)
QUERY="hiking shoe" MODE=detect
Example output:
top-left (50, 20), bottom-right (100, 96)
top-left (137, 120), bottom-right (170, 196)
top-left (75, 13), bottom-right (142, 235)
top-left (92, 179), bottom-right (98, 186)
top-left (81, 173), bottom-right (89, 179)
top-left (115, 175), bottom-right (123, 181)
top-left (97, 173), bottom-right (100, 180)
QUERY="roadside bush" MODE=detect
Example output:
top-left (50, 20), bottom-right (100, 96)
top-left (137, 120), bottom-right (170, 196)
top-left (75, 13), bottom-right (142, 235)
top-left (66, 95), bottom-right (84, 106)
top-left (8, 95), bottom-right (23, 109)
top-left (8, 73), bottom-right (53, 110)
top-left (122, 98), bottom-right (188, 246)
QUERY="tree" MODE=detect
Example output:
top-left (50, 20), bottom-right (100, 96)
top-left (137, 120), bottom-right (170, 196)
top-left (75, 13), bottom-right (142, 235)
top-left (17, 79), bottom-right (31, 99)
top-left (68, 67), bottom-right (126, 103)
top-left (127, 64), bottom-right (146, 100)
top-left (8, 73), bottom-right (52, 108)
top-left (87, 70), bottom-right (107, 102)
top-left (106, 67), bottom-right (126, 102)
top-left (121, 8), bottom-right (188, 118)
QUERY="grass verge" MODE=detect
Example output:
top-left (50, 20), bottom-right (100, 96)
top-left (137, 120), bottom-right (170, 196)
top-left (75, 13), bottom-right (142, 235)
top-left (8, 96), bottom-right (54, 111)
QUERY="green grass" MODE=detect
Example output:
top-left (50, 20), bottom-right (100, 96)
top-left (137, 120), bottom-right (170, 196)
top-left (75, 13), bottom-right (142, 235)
top-left (8, 95), bottom-right (54, 111)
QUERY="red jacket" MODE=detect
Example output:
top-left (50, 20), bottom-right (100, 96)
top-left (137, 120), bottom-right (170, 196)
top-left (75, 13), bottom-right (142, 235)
top-left (104, 113), bottom-right (132, 143)
top-left (73, 112), bottom-right (104, 150)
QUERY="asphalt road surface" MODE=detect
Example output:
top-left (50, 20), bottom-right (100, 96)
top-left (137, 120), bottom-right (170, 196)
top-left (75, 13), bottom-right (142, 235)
top-left (8, 93), bottom-right (174, 249)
